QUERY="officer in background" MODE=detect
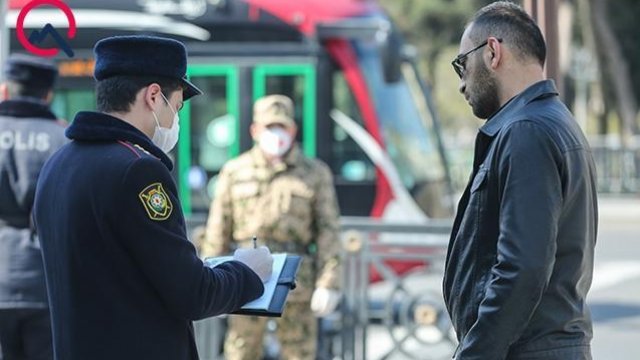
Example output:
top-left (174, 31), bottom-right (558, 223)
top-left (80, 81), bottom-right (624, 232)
top-left (0, 54), bottom-right (66, 360)
top-left (203, 94), bottom-right (341, 360)
top-left (33, 36), bottom-right (273, 360)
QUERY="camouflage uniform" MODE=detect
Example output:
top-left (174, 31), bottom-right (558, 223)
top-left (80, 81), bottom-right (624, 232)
top-left (203, 144), bottom-right (340, 360)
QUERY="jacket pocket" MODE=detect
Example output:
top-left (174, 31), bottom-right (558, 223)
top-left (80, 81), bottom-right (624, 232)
top-left (470, 168), bottom-right (488, 193)
top-left (284, 182), bottom-right (314, 215)
top-left (230, 181), bottom-right (260, 199)
top-left (230, 182), bottom-right (261, 223)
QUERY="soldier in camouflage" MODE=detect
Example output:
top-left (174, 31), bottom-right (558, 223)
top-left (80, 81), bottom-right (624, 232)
top-left (202, 94), bottom-right (341, 360)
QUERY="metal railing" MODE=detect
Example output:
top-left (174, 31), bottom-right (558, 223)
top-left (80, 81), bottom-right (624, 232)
top-left (334, 217), bottom-right (455, 360)
top-left (189, 216), bottom-right (455, 360)
top-left (589, 136), bottom-right (640, 194)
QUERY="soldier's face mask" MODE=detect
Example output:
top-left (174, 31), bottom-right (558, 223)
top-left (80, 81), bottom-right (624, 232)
top-left (258, 126), bottom-right (292, 158)
top-left (151, 92), bottom-right (180, 153)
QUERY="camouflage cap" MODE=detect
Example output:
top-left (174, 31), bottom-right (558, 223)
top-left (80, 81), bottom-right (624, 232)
top-left (253, 94), bottom-right (296, 128)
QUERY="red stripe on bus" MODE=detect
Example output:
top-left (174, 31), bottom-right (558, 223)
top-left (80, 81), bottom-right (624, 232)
top-left (325, 39), bottom-right (393, 217)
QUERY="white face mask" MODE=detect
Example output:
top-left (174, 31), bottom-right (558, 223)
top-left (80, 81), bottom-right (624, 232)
top-left (258, 127), bottom-right (293, 157)
top-left (151, 92), bottom-right (180, 153)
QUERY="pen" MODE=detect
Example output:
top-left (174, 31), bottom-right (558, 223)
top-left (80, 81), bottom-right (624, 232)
top-left (253, 235), bottom-right (257, 249)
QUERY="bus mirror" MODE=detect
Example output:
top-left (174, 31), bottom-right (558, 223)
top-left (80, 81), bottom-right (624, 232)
top-left (376, 25), bottom-right (403, 83)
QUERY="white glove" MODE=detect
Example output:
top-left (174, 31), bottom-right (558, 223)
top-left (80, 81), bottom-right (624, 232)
top-left (310, 288), bottom-right (340, 317)
top-left (233, 246), bottom-right (273, 282)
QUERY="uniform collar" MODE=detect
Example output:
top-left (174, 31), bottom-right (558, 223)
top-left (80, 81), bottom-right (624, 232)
top-left (479, 79), bottom-right (559, 137)
top-left (0, 99), bottom-right (57, 120)
top-left (66, 111), bottom-right (173, 170)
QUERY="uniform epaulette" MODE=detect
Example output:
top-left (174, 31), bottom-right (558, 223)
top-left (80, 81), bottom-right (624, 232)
top-left (133, 144), bottom-right (152, 157)
top-left (117, 141), bottom-right (155, 160)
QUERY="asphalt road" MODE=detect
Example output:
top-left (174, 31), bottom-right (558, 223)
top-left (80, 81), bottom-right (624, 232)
top-left (364, 197), bottom-right (640, 360)
top-left (590, 221), bottom-right (640, 360)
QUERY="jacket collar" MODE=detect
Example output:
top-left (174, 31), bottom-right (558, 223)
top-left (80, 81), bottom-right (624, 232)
top-left (0, 99), bottom-right (57, 120)
top-left (66, 111), bottom-right (173, 170)
top-left (250, 143), bottom-right (303, 170)
top-left (479, 79), bottom-right (559, 137)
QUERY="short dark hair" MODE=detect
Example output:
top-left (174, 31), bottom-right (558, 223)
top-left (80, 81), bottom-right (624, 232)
top-left (469, 1), bottom-right (546, 66)
top-left (6, 79), bottom-right (52, 99)
top-left (96, 75), bottom-right (182, 113)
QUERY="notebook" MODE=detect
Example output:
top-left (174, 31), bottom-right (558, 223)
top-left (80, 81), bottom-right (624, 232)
top-left (204, 253), bottom-right (301, 317)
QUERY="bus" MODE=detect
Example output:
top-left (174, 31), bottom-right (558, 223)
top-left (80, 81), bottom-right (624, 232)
top-left (8, 0), bottom-right (453, 225)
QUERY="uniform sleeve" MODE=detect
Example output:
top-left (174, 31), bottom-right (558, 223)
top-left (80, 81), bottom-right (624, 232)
top-left (313, 162), bottom-right (341, 290)
top-left (115, 157), bottom-right (263, 320)
top-left (457, 122), bottom-right (563, 359)
top-left (202, 165), bottom-right (234, 258)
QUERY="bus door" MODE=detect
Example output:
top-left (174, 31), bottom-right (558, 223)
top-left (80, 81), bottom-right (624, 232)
top-left (179, 64), bottom-right (240, 215)
top-left (178, 62), bottom-right (317, 216)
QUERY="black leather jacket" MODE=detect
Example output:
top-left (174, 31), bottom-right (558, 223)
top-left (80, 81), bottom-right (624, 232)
top-left (0, 99), bottom-right (67, 308)
top-left (443, 80), bottom-right (598, 360)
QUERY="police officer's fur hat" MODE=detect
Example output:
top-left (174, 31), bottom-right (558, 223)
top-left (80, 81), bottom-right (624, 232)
top-left (93, 35), bottom-right (202, 100)
top-left (253, 95), bottom-right (296, 128)
top-left (4, 53), bottom-right (58, 89)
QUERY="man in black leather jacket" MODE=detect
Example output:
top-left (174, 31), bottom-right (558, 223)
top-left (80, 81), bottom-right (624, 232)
top-left (0, 54), bottom-right (67, 360)
top-left (444, 2), bottom-right (598, 359)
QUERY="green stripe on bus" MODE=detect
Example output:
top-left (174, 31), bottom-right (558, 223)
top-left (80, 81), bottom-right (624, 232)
top-left (180, 65), bottom-right (240, 215)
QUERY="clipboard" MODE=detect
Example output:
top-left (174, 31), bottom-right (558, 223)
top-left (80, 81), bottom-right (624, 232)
top-left (204, 254), bottom-right (302, 317)
top-left (233, 254), bottom-right (301, 317)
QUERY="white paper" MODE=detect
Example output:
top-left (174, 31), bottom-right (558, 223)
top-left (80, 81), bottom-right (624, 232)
top-left (204, 253), bottom-right (288, 311)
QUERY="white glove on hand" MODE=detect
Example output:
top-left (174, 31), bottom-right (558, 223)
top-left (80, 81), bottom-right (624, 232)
top-left (233, 246), bottom-right (273, 282)
top-left (310, 288), bottom-right (340, 317)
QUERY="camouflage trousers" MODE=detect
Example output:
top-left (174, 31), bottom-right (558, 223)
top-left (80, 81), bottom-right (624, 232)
top-left (223, 300), bottom-right (317, 360)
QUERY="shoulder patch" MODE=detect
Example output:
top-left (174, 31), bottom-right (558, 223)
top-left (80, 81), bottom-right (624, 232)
top-left (138, 183), bottom-right (173, 221)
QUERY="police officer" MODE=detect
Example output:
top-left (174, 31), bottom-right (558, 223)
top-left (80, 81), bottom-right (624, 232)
top-left (0, 54), bottom-right (66, 360)
top-left (33, 36), bottom-right (273, 360)
top-left (202, 95), bottom-right (341, 360)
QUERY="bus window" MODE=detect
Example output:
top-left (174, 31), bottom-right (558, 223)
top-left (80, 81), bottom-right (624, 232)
top-left (352, 41), bottom-right (452, 218)
top-left (332, 71), bottom-right (376, 182)
top-left (51, 90), bottom-right (96, 123)
top-left (184, 73), bottom-right (238, 212)
top-left (331, 70), bottom-right (377, 215)
top-left (262, 75), bottom-right (306, 141)
top-left (253, 64), bottom-right (317, 158)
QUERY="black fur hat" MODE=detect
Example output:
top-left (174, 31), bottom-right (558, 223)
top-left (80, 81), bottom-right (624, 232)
top-left (93, 35), bottom-right (202, 100)
top-left (4, 53), bottom-right (58, 89)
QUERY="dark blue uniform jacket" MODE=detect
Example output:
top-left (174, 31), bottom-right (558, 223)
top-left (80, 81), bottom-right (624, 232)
top-left (0, 99), bottom-right (66, 308)
top-left (33, 111), bottom-right (264, 360)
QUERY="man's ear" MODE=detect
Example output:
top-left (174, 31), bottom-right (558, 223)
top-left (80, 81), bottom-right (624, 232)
top-left (249, 123), bottom-right (259, 142)
top-left (45, 90), bottom-right (54, 104)
top-left (0, 83), bottom-right (9, 101)
top-left (487, 37), bottom-right (502, 70)
top-left (288, 125), bottom-right (298, 138)
top-left (144, 83), bottom-right (162, 110)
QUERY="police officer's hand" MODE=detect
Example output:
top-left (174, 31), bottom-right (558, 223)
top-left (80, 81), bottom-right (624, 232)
top-left (233, 246), bottom-right (273, 282)
top-left (311, 287), bottom-right (341, 317)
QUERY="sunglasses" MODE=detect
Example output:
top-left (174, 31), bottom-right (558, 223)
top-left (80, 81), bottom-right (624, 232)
top-left (451, 38), bottom-right (503, 78)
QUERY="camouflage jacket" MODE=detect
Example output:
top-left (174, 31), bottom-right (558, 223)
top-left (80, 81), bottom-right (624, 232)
top-left (203, 144), bottom-right (340, 290)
